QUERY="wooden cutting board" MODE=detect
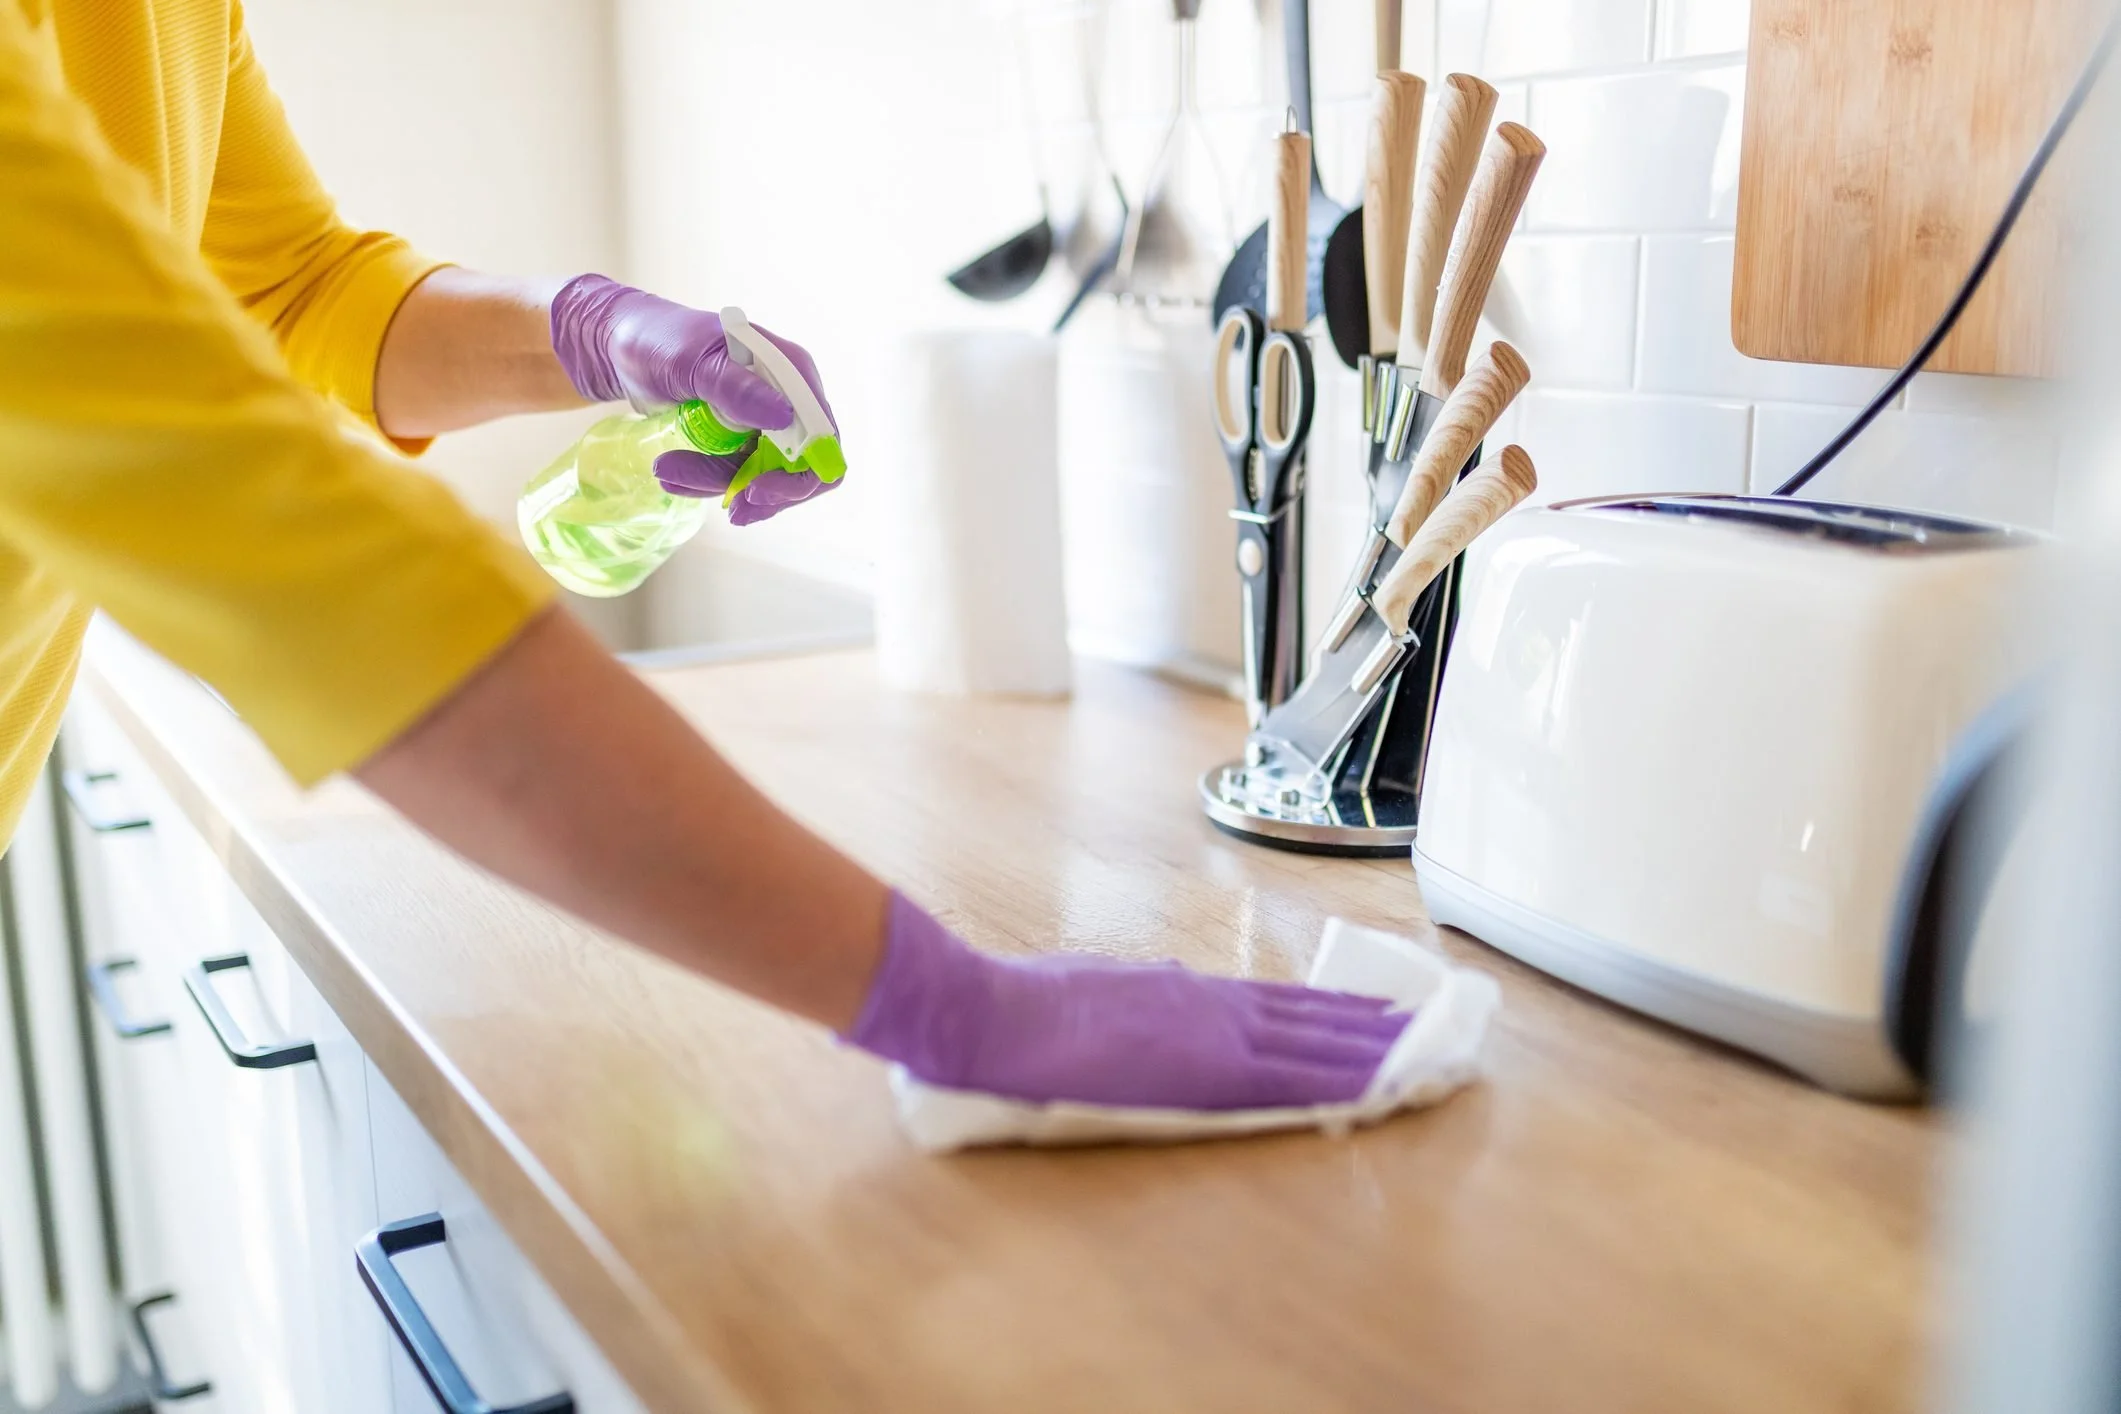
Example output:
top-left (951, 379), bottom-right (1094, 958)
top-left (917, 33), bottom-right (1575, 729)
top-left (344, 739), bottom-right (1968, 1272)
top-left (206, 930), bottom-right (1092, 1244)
top-left (1732, 0), bottom-right (2101, 377)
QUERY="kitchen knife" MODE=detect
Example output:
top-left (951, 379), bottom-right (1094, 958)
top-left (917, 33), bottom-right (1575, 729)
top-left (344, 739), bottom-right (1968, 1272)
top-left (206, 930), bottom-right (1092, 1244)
top-left (1253, 445), bottom-right (1538, 778)
top-left (1358, 72), bottom-right (1426, 434)
top-left (1417, 122), bottom-right (1546, 397)
top-left (1340, 74), bottom-right (1498, 607)
top-left (1320, 121), bottom-right (1544, 661)
top-left (1318, 339), bottom-right (1528, 654)
top-left (1395, 75), bottom-right (1498, 387)
top-left (1323, 0), bottom-right (1426, 368)
top-left (1355, 446), bottom-right (1538, 691)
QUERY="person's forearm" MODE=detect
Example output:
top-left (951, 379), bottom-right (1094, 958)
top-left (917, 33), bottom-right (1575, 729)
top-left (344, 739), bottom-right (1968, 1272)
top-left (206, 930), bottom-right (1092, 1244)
top-left (355, 605), bottom-right (889, 1030)
top-left (374, 268), bottom-right (585, 439)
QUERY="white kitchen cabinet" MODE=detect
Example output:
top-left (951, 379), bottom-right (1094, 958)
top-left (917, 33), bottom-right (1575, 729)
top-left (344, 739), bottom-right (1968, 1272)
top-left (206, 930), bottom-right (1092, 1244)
top-left (65, 693), bottom-right (644, 1414)
top-left (365, 1064), bottom-right (647, 1414)
top-left (64, 702), bottom-right (394, 1414)
top-left (63, 710), bottom-right (227, 1410)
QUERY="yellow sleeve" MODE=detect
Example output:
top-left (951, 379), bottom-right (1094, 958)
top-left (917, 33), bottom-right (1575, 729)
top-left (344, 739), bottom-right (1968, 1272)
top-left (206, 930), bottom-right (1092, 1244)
top-left (200, 3), bottom-right (443, 448)
top-left (0, 3), bottom-right (555, 785)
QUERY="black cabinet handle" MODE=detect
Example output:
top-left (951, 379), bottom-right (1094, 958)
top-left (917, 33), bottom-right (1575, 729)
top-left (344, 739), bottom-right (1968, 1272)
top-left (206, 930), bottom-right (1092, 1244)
top-left (357, 1215), bottom-right (575, 1414)
top-left (129, 1291), bottom-right (212, 1401)
top-left (61, 768), bottom-right (151, 833)
top-left (86, 958), bottom-right (170, 1040)
top-left (181, 954), bottom-right (317, 1070)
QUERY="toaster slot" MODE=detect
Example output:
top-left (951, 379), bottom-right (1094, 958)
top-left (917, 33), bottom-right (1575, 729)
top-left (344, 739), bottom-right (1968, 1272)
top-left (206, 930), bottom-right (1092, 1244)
top-left (1556, 494), bottom-right (2023, 552)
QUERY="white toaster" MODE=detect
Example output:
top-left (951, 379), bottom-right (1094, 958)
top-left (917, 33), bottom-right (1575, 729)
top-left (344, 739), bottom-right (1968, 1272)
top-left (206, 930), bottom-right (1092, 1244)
top-left (1412, 495), bottom-right (2044, 1098)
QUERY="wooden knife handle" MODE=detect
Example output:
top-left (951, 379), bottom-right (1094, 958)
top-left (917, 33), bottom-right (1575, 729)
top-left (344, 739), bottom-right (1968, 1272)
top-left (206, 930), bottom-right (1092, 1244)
top-left (1267, 126), bottom-right (1311, 333)
top-left (1373, 445), bottom-right (1537, 634)
top-left (1384, 340), bottom-right (1530, 547)
top-left (1419, 122), bottom-right (1545, 397)
top-left (1374, 0), bottom-right (1401, 71)
top-left (1363, 73), bottom-right (1426, 357)
top-left (1394, 74), bottom-right (1497, 370)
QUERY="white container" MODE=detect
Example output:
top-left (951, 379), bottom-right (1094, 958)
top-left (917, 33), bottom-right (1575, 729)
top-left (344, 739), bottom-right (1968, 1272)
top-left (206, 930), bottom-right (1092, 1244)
top-left (1413, 495), bottom-right (2046, 1097)
top-left (874, 330), bottom-right (1071, 696)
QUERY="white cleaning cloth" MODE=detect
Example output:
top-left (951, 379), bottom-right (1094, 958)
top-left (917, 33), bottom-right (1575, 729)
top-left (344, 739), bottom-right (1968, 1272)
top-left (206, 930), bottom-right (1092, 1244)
top-left (888, 919), bottom-right (1501, 1152)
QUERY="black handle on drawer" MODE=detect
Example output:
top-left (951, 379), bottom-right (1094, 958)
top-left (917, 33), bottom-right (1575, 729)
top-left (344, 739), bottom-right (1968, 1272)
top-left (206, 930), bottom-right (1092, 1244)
top-left (86, 958), bottom-right (170, 1040)
top-left (181, 954), bottom-right (317, 1070)
top-left (61, 768), bottom-right (152, 832)
top-left (129, 1291), bottom-right (212, 1402)
top-left (357, 1215), bottom-right (575, 1414)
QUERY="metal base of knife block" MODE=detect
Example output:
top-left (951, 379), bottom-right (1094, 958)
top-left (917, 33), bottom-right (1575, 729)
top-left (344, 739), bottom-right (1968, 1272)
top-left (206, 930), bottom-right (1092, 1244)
top-left (1201, 563), bottom-right (1462, 857)
top-left (1199, 762), bottom-right (1420, 855)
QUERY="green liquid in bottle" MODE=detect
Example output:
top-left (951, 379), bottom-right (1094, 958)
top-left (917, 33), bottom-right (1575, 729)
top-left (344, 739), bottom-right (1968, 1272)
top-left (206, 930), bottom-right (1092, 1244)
top-left (516, 402), bottom-right (744, 597)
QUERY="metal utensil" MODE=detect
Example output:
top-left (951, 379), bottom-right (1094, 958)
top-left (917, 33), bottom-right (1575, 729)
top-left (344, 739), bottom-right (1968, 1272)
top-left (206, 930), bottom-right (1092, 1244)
top-left (1212, 121), bottom-right (1318, 722)
top-left (947, 4), bottom-right (1058, 302)
top-left (947, 215), bottom-right (1054, 302)
top-left (1054, 1), bottom-right (1129, 331)
top-left (1209, 0), bottom-right (1343, 330)
top-left (1116, 0), bottom-right (1233, 308)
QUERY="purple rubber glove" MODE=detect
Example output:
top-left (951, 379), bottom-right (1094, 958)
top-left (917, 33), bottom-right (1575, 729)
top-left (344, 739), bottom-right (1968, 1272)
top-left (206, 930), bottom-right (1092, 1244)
top-left (549, 273), bottom-right (838, 524)
top-left (650, 451), bottom-right (840, 527)
top-left (848, 893), bottom-right (1410, 1110)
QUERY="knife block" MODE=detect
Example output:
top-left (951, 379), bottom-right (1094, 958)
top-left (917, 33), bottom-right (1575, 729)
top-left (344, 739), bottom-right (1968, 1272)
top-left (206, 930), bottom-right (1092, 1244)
top-left (1199, 427), bottom-right (1475, 858)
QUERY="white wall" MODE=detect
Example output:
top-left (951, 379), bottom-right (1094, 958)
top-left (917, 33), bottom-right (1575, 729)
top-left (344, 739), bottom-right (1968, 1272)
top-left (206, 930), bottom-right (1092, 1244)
top-left (610, 0), bottom-right (2063, 676)
top-left (243, 0), bottom-right (2064, 670)
top-left (238, 0), bottom-right (624, 528)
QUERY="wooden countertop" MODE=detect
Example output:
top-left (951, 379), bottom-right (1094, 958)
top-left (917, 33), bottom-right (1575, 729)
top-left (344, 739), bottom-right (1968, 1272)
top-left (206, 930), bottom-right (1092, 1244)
top-left (81, 627), bottom-right (1938, 1414)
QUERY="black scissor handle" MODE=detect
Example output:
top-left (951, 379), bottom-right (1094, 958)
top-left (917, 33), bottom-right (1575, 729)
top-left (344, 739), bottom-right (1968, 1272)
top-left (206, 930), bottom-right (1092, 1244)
top-left (1212, 306), bottom-right (1264, 456)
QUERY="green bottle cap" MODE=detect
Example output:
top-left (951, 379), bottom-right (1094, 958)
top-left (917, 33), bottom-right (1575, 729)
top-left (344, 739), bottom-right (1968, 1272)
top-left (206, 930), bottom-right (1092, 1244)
top-left (674, 399), bottom-right (753, 456)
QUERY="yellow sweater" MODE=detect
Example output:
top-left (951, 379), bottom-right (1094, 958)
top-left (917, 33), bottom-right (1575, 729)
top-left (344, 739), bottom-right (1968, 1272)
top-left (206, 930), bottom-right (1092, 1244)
top-left (0, 0), bottom-right (553, 839)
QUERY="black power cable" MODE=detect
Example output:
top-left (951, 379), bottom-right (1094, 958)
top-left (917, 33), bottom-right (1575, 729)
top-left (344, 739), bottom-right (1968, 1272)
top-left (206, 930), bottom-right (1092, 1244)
top-left (1773, 10), bottom-right (2121, 498)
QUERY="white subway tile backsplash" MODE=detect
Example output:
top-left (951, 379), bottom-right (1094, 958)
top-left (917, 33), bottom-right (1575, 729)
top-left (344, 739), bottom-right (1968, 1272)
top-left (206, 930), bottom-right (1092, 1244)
top-left (1494, 80), bottom-right (1531, 129)
top-left (1903, 370), bottom-right (2067, 420)
top-left (1494, 235), bottom-right (1638, 389)
top-left (1517, 389), bottom-right (1750, 503)
top-left (652, 0), bottom-right (2066, 634)
top-left (1654, 0), bottom-right (1751, 59)
top-left (1438, 0), bottom-right (1652, 78)
top-left (1749, 403), bottom-right (2061, 530)
top-left (1636, 236), bottom-right (1887, 402)
top-left (1525, 63), bottom-right (1745, 231)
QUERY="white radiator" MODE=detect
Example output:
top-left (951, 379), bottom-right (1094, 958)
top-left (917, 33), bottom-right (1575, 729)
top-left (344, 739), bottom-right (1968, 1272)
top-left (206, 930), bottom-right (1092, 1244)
top-left (0, 767), bottom-right (119, 1409)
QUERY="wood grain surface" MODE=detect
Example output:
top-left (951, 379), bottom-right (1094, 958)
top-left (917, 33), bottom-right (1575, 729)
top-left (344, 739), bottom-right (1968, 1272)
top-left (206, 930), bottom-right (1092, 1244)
top-left (1267, 128), bottom-right (1312, 334)
top-left (1373, 0), bottom-right (1401, 72)
top-left (1422, 122), bottom-right (1545, 396)
top-left (1387, 340), bottom-right (1531, 547)
top-left (1396, 73), bottom-right (1498, 370)
top-left (1362, 72), bottom-right (1426, 357)
top-left (1731, 0), bottom-right (2100, 376)
top-left (1376, 445), bottom-right (1537, 632)
top-left (82, 625), bottom-right (1939, 1414)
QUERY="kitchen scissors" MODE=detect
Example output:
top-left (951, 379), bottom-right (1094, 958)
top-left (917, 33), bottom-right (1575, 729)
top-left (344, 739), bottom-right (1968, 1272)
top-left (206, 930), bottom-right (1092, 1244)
top-left (1213, 304), bottom-right (1316, 723)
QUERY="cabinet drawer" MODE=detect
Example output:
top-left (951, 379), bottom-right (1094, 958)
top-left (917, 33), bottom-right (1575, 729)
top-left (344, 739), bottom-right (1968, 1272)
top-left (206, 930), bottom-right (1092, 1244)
top-left (364, 1066), bottom-right (645, 1414)
top-left (67, 694), bottom-right (395, 1414)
